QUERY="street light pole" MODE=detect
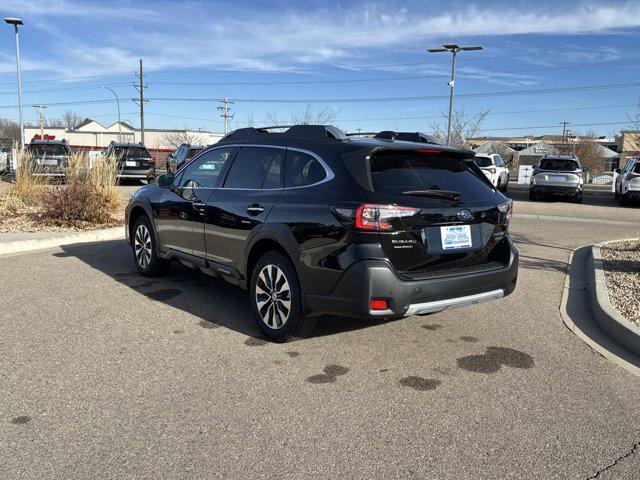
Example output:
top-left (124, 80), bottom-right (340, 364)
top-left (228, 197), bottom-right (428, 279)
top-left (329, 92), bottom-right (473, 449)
top-left (4, 17), bottom-right (25, 149)
top-left (100, 86), bottom-right (122, 141)
top-left (428, 43), bottom-right (483, 146)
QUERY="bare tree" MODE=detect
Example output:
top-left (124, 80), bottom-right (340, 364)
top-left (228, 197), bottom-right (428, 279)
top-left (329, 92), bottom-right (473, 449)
top-left (557, 131), bottom-right (604, 172)
top-left (0, 118), bottom-right (20, 143)
top-left (264, 105), bottom-right (339, 127)
top-left (162, 129), bottom-right (206, 148)
top-left (430, 108), bottom-right (490, 149)
top-left (62, 111), bottom-right (84, 130)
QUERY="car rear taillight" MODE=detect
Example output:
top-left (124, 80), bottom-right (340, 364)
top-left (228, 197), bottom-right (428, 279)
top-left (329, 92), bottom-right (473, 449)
top-left (149, 156), bottom-right (155, 163)
top-left (497, 199), bottom-right (513, 225)
top-left (487, 166), bottom-right (496, 174)
top-left (355, 204), bottom-right (420, 231)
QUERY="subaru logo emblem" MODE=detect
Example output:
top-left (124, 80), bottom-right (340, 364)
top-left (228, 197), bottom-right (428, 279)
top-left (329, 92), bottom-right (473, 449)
top-left (457, 209), bottom-right (471, 221)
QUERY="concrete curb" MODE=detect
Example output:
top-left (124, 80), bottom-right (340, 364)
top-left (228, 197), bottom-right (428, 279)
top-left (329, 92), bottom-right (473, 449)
top-left (590, 239), bottom-right (640, 357)
top-left (0, 226), bottom-right (125, 256)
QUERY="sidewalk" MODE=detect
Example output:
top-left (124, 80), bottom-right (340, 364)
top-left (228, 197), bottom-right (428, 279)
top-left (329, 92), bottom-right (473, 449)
top-left (0, 227), bottom-right (125, 256)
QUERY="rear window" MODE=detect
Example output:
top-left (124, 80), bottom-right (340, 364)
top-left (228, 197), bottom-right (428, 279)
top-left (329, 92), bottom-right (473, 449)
top-left (114, 147), bottom-right (150, 160)
top-left (539, 159), bottom-right (579, 171)
top-left (633, 163), bottom-right (640, 174)
top-left (369, 150), bottom-right (495, 202)
top-left (474, 156), bottom-right (493, 168)
top-left (186, 148), bottom-right (203, 160)
top-left (29, 144), bottom-right (68, 156)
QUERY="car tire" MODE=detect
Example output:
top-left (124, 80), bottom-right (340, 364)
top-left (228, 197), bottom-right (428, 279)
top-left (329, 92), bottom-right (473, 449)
top-left (574, 193), bottom-right (583, 204)
top-left (502, 178), bottom-right (508, 193)
top-left (250, 251), bottom-right (317, 342)
top-left (528, 190), bottom-right (536, 201)
top-left (620, 194), bottom-right (629, 207)
top-left (132, 215), bottom-right (170, 277)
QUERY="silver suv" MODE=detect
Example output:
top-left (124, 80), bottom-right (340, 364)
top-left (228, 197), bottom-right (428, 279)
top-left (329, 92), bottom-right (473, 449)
top-left (529, 155), bottom-right (586, 203)
top-left (614, 158), bottom-right (640, 206)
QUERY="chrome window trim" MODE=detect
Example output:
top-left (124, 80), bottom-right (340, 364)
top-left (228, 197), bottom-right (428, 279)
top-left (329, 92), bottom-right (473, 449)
top-left (209, 143), bottom-right (335, 191)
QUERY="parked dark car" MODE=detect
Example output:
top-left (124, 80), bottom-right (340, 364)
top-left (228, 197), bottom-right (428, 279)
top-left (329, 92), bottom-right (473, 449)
top-left (166, 144), bottom-right (205, 173)
top-left (125, 125), bottom-right (518, 341)
top-left (529, 154), bottom-right (586, 203)
top-left (105, 141), bottom-right (155, 183)
top-left (26, 139), bottom-right (72, 177)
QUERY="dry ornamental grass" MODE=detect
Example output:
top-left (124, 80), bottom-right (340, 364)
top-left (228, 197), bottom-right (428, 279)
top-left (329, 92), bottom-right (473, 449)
top-left (0, 150), bottom-right (123, 232)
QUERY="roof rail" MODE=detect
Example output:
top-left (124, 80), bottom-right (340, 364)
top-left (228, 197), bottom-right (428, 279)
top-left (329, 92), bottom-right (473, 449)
top-left (221, 124), bottom-right (348, 142)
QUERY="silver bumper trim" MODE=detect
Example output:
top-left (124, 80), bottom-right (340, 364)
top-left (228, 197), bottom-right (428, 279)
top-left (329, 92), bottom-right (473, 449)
top-left (404, 289), bottom-right (504, 316)
top-left (117, 174), bottom-right (149, 178)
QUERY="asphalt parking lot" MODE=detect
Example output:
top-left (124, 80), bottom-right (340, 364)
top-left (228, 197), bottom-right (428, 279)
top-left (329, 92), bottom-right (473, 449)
top-left (1, 189), bottom-right (640, 479)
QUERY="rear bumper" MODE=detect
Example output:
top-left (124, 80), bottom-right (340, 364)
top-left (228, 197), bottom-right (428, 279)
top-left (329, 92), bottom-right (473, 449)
top-left (305, 239), bottom-right (518, 319)
top-left (117, 167), bottom-right (155, 179)
top-left (531, 184), bottom-right (582, 196)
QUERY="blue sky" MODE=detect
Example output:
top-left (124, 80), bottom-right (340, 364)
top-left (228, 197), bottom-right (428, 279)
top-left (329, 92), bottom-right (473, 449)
top-left (0, 0), bottom-right (639, 136)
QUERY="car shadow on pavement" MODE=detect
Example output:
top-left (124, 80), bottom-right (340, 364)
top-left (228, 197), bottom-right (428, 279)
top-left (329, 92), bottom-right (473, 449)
top-left (58, 240), bottom-right (393, 341)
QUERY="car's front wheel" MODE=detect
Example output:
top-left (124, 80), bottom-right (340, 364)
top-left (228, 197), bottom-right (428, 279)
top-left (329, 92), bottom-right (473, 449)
top-left (132, 216), bottom-right (170, 276)
top-left (250, 251), bottom-right (316, 342)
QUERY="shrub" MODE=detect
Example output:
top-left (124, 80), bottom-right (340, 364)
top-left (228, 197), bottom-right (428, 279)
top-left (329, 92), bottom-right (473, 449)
top-left (40, 179), bottom-right (119, 228)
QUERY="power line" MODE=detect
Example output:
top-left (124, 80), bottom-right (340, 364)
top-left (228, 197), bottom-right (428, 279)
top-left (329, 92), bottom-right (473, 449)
top-left (144, 81), bottom-right (640, 104)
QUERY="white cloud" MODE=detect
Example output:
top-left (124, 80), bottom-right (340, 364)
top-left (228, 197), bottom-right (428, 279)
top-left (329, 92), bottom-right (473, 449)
top-left (1, 1), bottom-right (639, 77)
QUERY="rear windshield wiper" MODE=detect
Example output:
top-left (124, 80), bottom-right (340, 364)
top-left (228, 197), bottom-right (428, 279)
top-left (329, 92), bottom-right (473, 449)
top-left (402, 189), bottom-right (460, 200)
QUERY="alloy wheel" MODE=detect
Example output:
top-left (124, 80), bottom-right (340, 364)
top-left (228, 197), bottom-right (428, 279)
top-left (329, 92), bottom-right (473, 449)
top-left (134, 224), bottom-right (152, 269)
top-left (255, 264), bottom-right (291, 329)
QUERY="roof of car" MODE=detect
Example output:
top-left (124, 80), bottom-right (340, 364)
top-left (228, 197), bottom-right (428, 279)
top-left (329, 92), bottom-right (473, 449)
top-left (217, 124), bottom-right (471, 155)
top-left (28, 139), bottom-right (68, 146)
top-left (108, 142), bottom-right (148, 148)
top-left (540, 154), bottom-right (580, 161)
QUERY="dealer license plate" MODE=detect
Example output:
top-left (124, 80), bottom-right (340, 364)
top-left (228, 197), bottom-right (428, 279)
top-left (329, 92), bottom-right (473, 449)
top-left (548, 175), bottom-right (566, 182)
top-left (441, 225), bottom-right (472, 250)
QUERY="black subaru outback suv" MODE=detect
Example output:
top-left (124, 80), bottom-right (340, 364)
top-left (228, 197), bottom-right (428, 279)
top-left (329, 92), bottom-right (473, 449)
top-left (125, 125), bottom-right (518, 341)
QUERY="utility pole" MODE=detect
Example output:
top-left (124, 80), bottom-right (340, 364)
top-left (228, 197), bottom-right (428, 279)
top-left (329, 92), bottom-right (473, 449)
top-left (33, 104), bottom-right (46, 138)
top-left (4, 17), bottom-right (24, 149)
top-left (560, 121), bottom-right (571, 143)
top-left (132, 59), bottom-right (148, 144)
top-left (218, 98), bottom-right (235, 134)
top-left (428, 43), bottom-right (483, 146)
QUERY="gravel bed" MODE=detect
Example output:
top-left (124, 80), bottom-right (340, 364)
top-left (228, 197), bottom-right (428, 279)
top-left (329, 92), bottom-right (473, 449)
top-left (600, 239), bottom-right (640, 326)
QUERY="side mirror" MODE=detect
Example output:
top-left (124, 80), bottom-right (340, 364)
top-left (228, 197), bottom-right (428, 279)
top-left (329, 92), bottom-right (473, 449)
top-left (614, 168), bottom-right (621, 174)
top-left (582, 167), bottom-right (588, 173)
top-left (157, 173), bottom-right (174, 188)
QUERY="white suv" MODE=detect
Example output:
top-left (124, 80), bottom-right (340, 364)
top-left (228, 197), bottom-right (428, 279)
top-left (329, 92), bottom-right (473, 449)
top-left (474, 153), bottom-right (509, 192)
top-left (615, 158), bottom-right (640, 206)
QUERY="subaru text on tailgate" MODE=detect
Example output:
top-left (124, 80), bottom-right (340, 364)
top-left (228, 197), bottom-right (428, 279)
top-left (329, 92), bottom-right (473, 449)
top-left (125, 125), bottom-right (518, 341)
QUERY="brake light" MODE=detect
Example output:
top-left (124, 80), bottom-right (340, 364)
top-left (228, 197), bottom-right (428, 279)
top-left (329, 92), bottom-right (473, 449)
top-left (497, 200), bottom-right (513, 225)
top-left (418, 148), bottom-right (441, 153)
top-left (149, 156), bottom-right (155, 163)
top-left (370, 299), bottom-right (389, 311)
top-left (355, 204), bottom-right (420, 231)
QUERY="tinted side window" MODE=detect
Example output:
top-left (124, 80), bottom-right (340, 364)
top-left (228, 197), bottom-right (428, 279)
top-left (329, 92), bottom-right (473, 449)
top-left (179, 147), bottom-right (234, 189)
top-left (285, 150), bottom-right (326, 187)
top-left (633, 163), bottom-right (640, 174)
top-left (224, 147), bottom-right (284, 189)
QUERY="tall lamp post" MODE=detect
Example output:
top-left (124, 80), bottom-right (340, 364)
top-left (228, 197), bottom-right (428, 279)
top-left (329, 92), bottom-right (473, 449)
top-left (100, 86), bottom-right (122, 141)
top-left (4, 17), bottom-right (24, 149)
top-left (428, 43), bottom-right (483, 146)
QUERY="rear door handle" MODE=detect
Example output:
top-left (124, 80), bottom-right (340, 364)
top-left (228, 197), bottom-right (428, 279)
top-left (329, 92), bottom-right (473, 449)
top-left (246, 204), bottom-right (265, 215)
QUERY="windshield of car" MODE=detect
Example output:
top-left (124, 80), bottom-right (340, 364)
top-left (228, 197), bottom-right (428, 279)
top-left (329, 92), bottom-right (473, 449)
top-left (113, 147), bottom-right (150, 160)
top-left (29, 144), bottom-right (68, 156)
top-left (186, 148), bottom-right (203, 160)
top-left (539, 159), bottom-right (579, 171)
top-left (369, 150), bottom-right (495, 202)
top-left (474, 156), bottom-right (493, 168)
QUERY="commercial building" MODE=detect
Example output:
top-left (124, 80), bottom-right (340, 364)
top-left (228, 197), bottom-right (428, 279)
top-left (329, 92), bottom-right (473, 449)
top-left (24, 120), bottom-right (223, 169)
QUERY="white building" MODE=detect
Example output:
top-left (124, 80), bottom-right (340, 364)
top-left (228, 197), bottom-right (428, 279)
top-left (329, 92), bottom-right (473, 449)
top-left (24, 120), bottom-right (224, 168)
